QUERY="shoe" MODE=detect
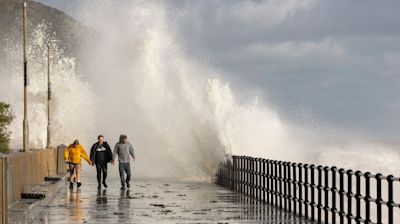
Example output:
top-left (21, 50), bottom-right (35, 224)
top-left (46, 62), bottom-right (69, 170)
top-left (69, 183), bottom-right (73, 189)
top-left (97, 184), bottom-right (101, 190)
top-left (120, 186), bottom-right (125, 190)
top-left (102, 181), bottom-right (108, 188)
top-left (77, 182), bottom-right (82, 188)
top-left (126, 182), bottom-right (130, 189)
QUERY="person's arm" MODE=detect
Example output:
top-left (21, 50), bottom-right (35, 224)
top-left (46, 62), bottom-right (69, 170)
top-left (129, 143), bottom-right (135, 160)
top-left (112, 144), bottom-right (119, 163)
top-left (89, 143), bottom-right (96, 164)
top-left (80, 145), bottom-right (92, 165)
top-left (64, 146), bottom-right (70, 162)
top-left (105, 142), bottom-right (113, 162)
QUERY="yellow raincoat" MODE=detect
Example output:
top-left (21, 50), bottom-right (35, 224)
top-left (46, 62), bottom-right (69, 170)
top-left (64, 144), bottom-right (91, 165)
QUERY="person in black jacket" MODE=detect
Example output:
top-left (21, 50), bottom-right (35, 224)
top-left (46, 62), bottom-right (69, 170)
top-left (90, 135), bottom-right (113, 189)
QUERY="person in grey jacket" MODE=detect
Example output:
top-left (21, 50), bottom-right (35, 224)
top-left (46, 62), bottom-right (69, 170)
top-left (112, 134), bottom-right (135, 190)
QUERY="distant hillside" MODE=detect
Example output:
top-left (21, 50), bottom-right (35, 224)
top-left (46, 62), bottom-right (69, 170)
top-left (0, 0), bottom-right (93, 73)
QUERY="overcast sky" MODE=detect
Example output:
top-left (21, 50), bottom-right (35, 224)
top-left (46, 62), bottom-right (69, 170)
top-left (38, 0), bottom-right (400, 140)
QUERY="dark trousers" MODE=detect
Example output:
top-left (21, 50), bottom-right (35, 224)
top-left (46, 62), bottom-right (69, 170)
top-left (119, 162), bottom-right (131, 186)
top-left (96, 163), bottom-right (108, 184)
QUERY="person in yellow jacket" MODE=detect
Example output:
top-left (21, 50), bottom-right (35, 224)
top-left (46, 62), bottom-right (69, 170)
top-left (64, 140), bottom-right (92, 189)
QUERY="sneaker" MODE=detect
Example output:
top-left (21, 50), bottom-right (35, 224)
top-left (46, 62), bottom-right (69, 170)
top-left (77, 182), bottom-right (82, 188)
top-left (97, 184), bottom-right (101, 190)
top-left (120, 186), bottom-right (125, 190)
top-left (102, 181), bottom-right (108, 188)
top-left (69, 183), bottom-right (73, 189)
top-left (126, 182), bottom-right (130, 189)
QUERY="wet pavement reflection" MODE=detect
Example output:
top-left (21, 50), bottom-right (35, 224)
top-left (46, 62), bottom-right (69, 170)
top-left (30, 175), bottom-right (313, 223)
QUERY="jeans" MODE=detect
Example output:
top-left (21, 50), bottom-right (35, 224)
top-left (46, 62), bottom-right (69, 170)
top-left (96, 163), bottom-right (108, 184)
top-left (119, 162), bottom-right (131, 187)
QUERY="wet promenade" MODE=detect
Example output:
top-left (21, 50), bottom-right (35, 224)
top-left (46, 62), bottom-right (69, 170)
top-left (27, 174), bottom-right (312, 224)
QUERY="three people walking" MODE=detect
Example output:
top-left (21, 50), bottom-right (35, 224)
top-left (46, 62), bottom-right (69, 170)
top-left (64, 135), bottom-right (135, 190)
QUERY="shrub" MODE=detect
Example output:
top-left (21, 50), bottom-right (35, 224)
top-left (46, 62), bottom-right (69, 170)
top-left (0, 102), bottom-right (14, 153)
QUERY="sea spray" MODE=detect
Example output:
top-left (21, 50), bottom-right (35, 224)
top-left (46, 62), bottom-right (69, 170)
top-left (0, 22), bottom-right (96, 150)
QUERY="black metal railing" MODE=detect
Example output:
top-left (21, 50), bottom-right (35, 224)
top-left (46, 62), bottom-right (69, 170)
top-left (216, 155), bottom-right (400, 224)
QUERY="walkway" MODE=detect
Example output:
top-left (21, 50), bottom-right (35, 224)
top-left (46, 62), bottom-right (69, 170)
top-left (27, 174), bottom-right (312, 224)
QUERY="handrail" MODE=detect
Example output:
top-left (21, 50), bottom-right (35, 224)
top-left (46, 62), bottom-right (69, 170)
top-left (216, 155), bottom-right (400, 224)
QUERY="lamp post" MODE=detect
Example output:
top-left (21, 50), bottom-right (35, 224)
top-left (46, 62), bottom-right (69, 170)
top-left (47, 44), bottom-right (51, 149)
top-left (22, 0), bottom-right (29, 152)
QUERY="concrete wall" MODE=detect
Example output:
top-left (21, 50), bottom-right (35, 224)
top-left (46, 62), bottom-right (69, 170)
top-left (6, 148), bottom-right (65, 206)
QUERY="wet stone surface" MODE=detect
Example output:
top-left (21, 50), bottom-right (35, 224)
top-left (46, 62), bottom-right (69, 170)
top-left (29, 175), bottom-right (313, 224)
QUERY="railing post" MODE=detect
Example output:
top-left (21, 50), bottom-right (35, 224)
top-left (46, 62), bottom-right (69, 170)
top-left (255, 158), bottom-right (259, 200)
top-left (223, 161), bottom-right (226, 187)
top-left (288, 162), bottom-right (292, 212)
top-left (293, 163), bottom-right (297, 215)
top-left (376, 173), bottom-right (382, 224)
top-left (258, 158), bottom-right (261, 199)
top-left (217, 162), bottom-right (220, 185)
top-left (347, 170), bottom-right (354, 224)
top-left (250, 157), bottom-right (254, 198)
top-left (236, 157), bottom-right (239, 191)
top-left (232, 156), bottom-right (237, 190)
top-left (274, 161), bottom-right (278, 206)
top-left (298, 163), bottom-right (303, 216)
top-left (248, 157), bottom-right (251, 197)
top-left (260, 158), bottom-right (264, 201)
top-left (248, 157), bottom-right (250, 195)
top-left (304, 164), bottom-right (309, 219)
top-left (387, 175), bottom-right (394, 224)
top-left (236, 156), bottom-right (239, 191)
top-left (324, 166), bottom-right (330, 224)
top-left (364, 172), bottom-right (371, 224)
top-left (253, 157), bottom-right (257, 199)
top-left (269, 160), bottom-right (275, 205)
top-left (355, 171), bottom-right (362, 224)
top-left (331, 167), bottom-right (338, 224)
top-left (310, 165), bottom-right (316, 222)
top-left (283, 162), bottom-right (288, 211)
top-left (240, 156), bottom-right (244, 193)
top-left (266, 160), bottom-right (271, 204)
top-left (278, 161), bottom-right (283, 209)
top-left (240, 157), bottom-right (243, 193)
top-left (339, 168), bottom-right (345, 224)
top-left (243, 156), bottom-right (248, 195)
top-left (317, 165), bottom-right (323, 223)
top-left (262, 159), bottom-right (266, 202)
top-left (257, 158), bottom-right (264, 200)
top-left (248, 157), bottom-right (251, 196)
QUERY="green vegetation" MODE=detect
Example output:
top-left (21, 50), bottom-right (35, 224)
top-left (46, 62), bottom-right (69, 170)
top-left (0, 102), bottom-right (14, 153)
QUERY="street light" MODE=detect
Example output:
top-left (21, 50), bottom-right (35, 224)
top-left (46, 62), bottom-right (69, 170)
top-left (22, 0), bottom-right (29, 152)
top-left (47, 44), bottom-right (51, 149)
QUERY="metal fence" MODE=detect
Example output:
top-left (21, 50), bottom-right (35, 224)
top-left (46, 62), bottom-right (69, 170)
top-left (216, 155), bottom-right (400, 224)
